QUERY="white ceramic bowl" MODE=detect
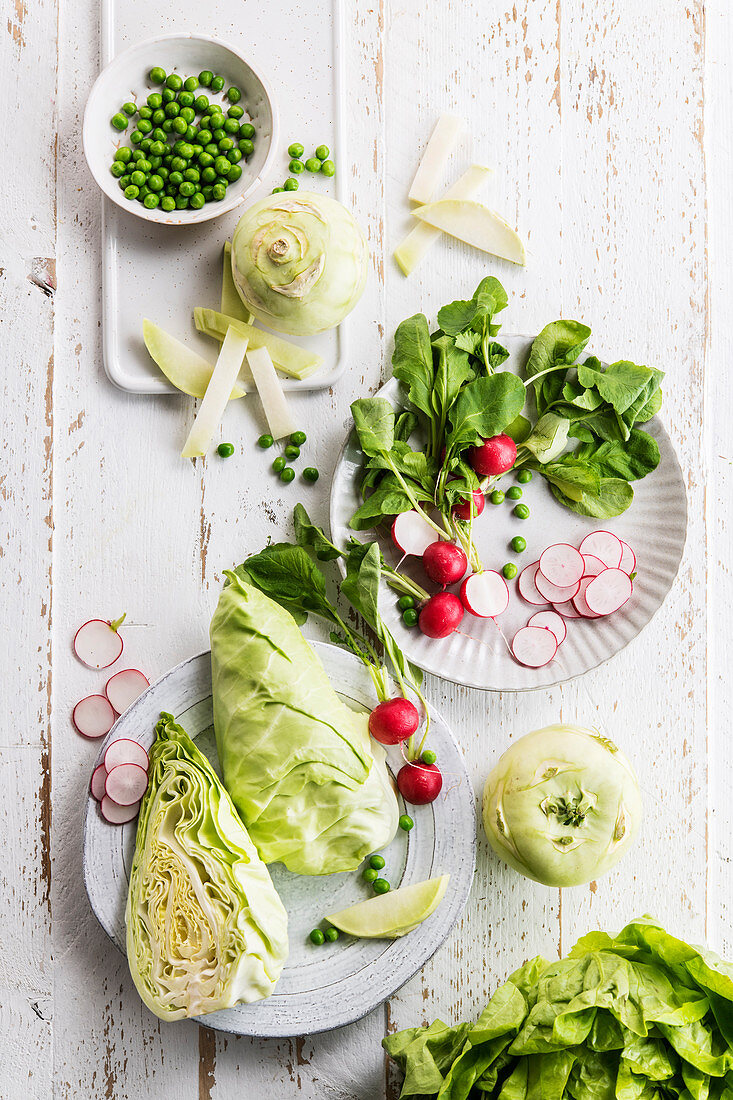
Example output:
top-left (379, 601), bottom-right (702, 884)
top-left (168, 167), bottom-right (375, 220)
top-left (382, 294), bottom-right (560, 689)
top-left (83, 33), bottom-right (278, 226)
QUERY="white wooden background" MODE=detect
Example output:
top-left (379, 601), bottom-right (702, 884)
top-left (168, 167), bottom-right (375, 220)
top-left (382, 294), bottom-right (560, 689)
top-left (2, 0), bottom-right (730, 1096)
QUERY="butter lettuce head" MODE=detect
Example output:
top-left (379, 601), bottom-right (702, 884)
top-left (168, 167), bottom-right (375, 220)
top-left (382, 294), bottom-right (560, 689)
top-left (210, 572), bottom-right (399, 875)
top-left (125, 713), bottom-right (288, 1021)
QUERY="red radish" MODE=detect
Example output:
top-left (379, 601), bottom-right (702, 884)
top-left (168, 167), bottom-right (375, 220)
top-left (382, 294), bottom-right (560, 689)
top-left (105, 762), bottom-right (148, 806)
top-left (511, 626), bottom-right (558, 667)
top-left (581, 554), bottom-right (606, 578)
top-left (584, 568), bottom-right (633, 615)
top-left (391, 511), bottom-right (439, 557)
top-left (527, 611), bottom-right (567, 645)
top-left (104, 738), bottom-right (149, 774)
top-left (105, 669), bottom-right (149, 714)
top-left (72, 694), bottom-right (116, 739)
top-left (619, 540), bottom-right (636, 574)
top-left (579, 530), bottom-right (623, 568)
top-left (422, 541), bottom-right (467, 585)
top-left (397, 761), bottom-right (443, 804)
top-left (90, 764), bottom-right (108, 802)
top-left (73, 617), bottom-right (125, 669)
top-left (452, 490), bottom-right (485, 522)
top-left (552, 600), bottom-right (583, 619)
top-left (418, 592), bottom-right (464, 638)
top-left (538, 544), bottom-right (584, 588)
top-left (100, 795), bottom-right (140, 825)
top-left (468, 434), bottom-right (517, 476)
top-left (534, 568), bottom-right (581, 604)
top-left (572, 577), bottom-right (602, 619)
top-left (517, 562), bottom-right (548, 606)
top-left (369, 698), bottom-right (420, 745)
top-left (460, 571), bottom-right (509, 618)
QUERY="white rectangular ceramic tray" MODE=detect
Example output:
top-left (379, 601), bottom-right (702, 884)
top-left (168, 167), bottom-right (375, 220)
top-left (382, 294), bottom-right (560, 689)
top-left (100, 0), bottom-right (348, 393)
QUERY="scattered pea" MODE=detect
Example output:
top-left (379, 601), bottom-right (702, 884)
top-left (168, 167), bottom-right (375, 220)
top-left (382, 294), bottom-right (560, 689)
top-left (227, 86), bottom-right (241, 103)
top-left (506, 486), bottom-right (522, 500)
top-left (284, 444), bottom-right (300, 461)
top-left (147, 92), bottom-right (163, 108)
top-left (143, 192), bottom-right (160, 209)
top-left (272, 186), bottom-right (284, 193)
top-left (210, 75), bottom-right (225, 92)
top-left (161, 87), bottom-right (176, 104)
top-left (302, 467), bottom-right (319, 483)
top-left (320, 159), bottom-right (336, 177)
top-left (194, 94), bottom-right (209, 112)
top-left (199, 69), bottom-right (213, 87)
top-left (369, 854), bottom-right (385, 870)
top-left (258, 433), bottom-right (274, 449)
top-left (514, 503), bottom-right (530, 520)
top-left (239, 122), bottom-right (255, 139)
top-left (398, 814), bottom-right (414, 832)
top-left (324, 927), bottom-right (339, 943)
top-left (315, 144), bottom-right (330, 161)
top-left (517, 470), bottom-right (532, 483)
top-left (227, 164), bottom-right (242, 181)
top-left (422, 750), bottom-right (437, 765)
top-left (309, 928), bottom-right (325, 945)
top-left (373, 878), bottom-right (390, 895)
top-left (129, 129), bottom-right (143, 144)
top-left (178, 90), bottom-right (195, 108)
top-left (272, 456), bottom-right (286, 473)
top-left (183, 75), bottom-right (199, 92)
top-left (402, 608), bottom-right (419, 627)
top-left (283, 177), bottom-right (299, 191)
top-left (290, 430), bottom-right (307, 446)
top-left (149, 66), bottom-right (166, 84)
top-left (122, 101), bottom-right (137, 116)
top-left (228, 105), bottom-right (244, 119)
top-left (305, 157), bottom-right (321, 173)
top-left (239, 138), bottom-right (254, 157)
top-left (363, 866), bottom-right (378, 883)
top-left (166, 73), bottom-right (183, 91)
top-left (288, 142), bottom-right (304, 158)
top-left (289, 158), bottom-right (305, 174)
top-left (490, 490), bottom-right (505, 505)
top-left (398, 595), bottom-right (415, 611)
top-left (502, 562), bottom-right (518, 580)
top-left (280, 466), bottom-right (295, 483)
top-left (217, 442), bottom-right (235, 457)
top-left (510, 536), bottom-right (527, 553)
top-left (111, 112), bottom-right (128, 130)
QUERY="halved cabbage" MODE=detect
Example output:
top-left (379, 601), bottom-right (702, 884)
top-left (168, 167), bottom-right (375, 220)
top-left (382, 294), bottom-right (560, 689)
top-left (125, 713), bottom-right (288, 1020)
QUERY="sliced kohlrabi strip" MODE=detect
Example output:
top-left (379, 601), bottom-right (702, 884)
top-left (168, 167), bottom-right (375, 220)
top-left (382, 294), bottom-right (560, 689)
top-left (412, 199), bottom-right (526, 266)
top-left (408, 114), bottom-right (465, 204)
top-left (246, 346), bottom-right (297, 440)
top-left (143, 319), bottom-right (247, 401)
top-left (194, 307), bottom-right (323, 380)
top-left (181, 327), bottom-right (249, 458)
top-left (221, 241), bottom-right (252, 324)
top-left (394, 164), bottom-right (492, 276)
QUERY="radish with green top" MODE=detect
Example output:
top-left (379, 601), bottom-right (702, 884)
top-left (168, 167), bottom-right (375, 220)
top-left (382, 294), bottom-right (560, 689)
top-left (422, 541), bottom-right (467, 586)
top-left (368, 699), bottom-right (420, 745)
top-left (468, 434), bottom-right (517, 477)
top-left (418, 592), bottom-right (464, 639)
top-left (452, 490), bottom-right (485, 522)
top-left (397, 761), bottom-right (443, 805)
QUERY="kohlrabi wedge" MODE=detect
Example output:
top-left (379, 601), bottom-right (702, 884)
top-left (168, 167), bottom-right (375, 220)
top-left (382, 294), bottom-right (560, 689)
top-left (246, 346), bottom-right (297, 440)
top-left (194, 308), bottom-right (323, 380)
top-left (408, 114), bottom-right (465, 205)
top-left (412, 200), bottom-right (526, 265)
top-left (181, 327), bottom-right (249, 458)
top-left (395, 164), bottom-right (492, 277)
top-left (143, 319), bottom-right (247, 400)
top-left (327, 875), bottom-right (449, 938)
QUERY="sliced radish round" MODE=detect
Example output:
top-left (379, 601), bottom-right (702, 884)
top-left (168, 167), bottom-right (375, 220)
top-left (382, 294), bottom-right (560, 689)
top-left (104, 738), bottom-right (149, 774)
top-left (534, 568), bottom-right (581, 604)
top-left (72, 694), bottom-right (116, 739)
top-left (90, 764), bottom-right (108, 802)
top-left (578, 531), bottom-right (623, 568)
top-left (517, 562), bottom-right (548, 606)
top-left (619, 540), bottom-right (636, 574)
top-left (391, 511), bottom-right (439, 557)
top-left (100, 795), bottom-right (140, 825)
top-left (573, 576), bottom-right (603, 619)
top-left (511, 626), bottom-right (558, 667)
top-left (552, 600), bottom-right (583, 619)
top-left (105, 762), bottom-right (148, 806)
top-left (73, 619), bottom-right (124, 669)
top-left (538, 544), bottom-right (584, 588)
top-left (584, 568), bottom-right (633, 615)
top-left (581, 554), bottom-right (606, 578)
top-left (105, 669), bottom-right (149, 714)
top-left (527, 610), bottom-right (567, 645)
top-left (460, 571), bottom-right (509, 618)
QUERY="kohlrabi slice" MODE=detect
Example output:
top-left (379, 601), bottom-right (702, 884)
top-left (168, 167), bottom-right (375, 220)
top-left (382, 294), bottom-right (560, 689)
top-left (327, 875), bottom-right (449, 938)
top-left (412, 200), bottom-right (526, 266)
top-left (408, 114), bottom-right (465, 204)
top-left (395, 164), bottom-right (492, 276)
top-left (194, 308), bottom-right (323, 380)
top-left (143, 319), bottom-right (247, 400)
top-left (221, 241), bottom-right (252, 323)
top-left (246, 346), bottom-right (297, 440)
top-left (181, 327), bottom-right (249, 458)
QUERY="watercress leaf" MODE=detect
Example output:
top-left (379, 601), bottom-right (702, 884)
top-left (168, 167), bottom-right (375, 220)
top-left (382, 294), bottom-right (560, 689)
top-left (446, 373), bottom-right (526, 454)
top-left (567, 423), bottom-right (596, 443)
top-left (395, 410), bottom-right (419, 442)
top-left (341, 540), bottom-right (382, 632)
top-left (437, 277), bottom-right (508, 338)
top-left (562, 378), bottom-right (604, 411)
top-left (631, 385), bottom-right (663, 424)
top-left (293, 503), bottom-right (343, 561)
top-left (366, 442), bottom-right (436, 492)
top-left (549, 477), bottom-right (634, 518)
top-left (431, 335), bottom-right (474, 425)
top-left (351, 397), bottom-right (396, 457)
top-left (392, 314), bottom-right (434, 421)
top-left (576, 358), bottom-right (656, 415)
top-left (575, 430), bottom-right (660, 481)
top-left (521, 413), bottom-right (571, 464)
top-left (241, 543), bottom-right (334, 625)
top-left (525, 320), bottom-right (592, 414)
top-left (349, 480), bottom-right (426, 530)
top-left (539, 460), bottom-right (601, 502)
top-left (485, 341), bottom-right (510, 370)
top-left (473, 275), bottom-right (509, 318)
top-left (454, 329), bottom-right (482, 356)
top-left (436, 297), bottom-right (478, 337)
top-left (504, 414), bottom-right (533, 445)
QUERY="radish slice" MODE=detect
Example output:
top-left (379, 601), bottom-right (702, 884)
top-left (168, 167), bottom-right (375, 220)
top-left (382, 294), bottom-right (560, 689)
top-left (511, 626), bottom-right (558, 667)
top-left (579, 530), bottom-right (623, 568)
top-left (72, 694), bottom-right (116, 739)
top-left (538, 544), bottom-right (584, 588)
top-left (517, 562), bottom-right (549, 606)
top-left (584, 568), bottom-right (633, 615)
top-left (534, 568), bottom-right (581, 604)
top-left (73, 619), bottom-right (124, 669)
top-left (619, 540), bottom-right (636, 574)
top-left (552, 600), bottom-right (583, 619)
top-left (573, 577), bottom-right (603, 619)
top-left (527, 611), bottom-right (567, 645)
top-left (460, 571), bottom-right (509, 618)
top-left (105, 669), bottom-right (149, 715)
top-left (90, 764), bottom-right (108, 801)
top-left (391, 511), bottom-right (439, 557)
top-left (104, 738), bottom-right (149, 774)
top-left (105, 762), bottom-right (148, 806)
top-left (100, 795), bottom-right (141, 825)
top-left (581, 554), bottom-right (606, 578)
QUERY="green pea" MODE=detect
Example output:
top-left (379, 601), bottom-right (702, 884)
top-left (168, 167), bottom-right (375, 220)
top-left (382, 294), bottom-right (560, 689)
top-left (490, 490), bottom-right (505, 505)
top-left (283, 177), bottom-right (299, 191)
top-left (161, 195), bottom-right (175, 212)
top-left (147, 92), bottom-right (163, 108)
top-left (131, 149), bottom-right (145, 161)
top-left (422, 750), bottom-right (437, 765)
top-left (162, 119), bottom-right (174, 133)
top-left (272, 186), bottom-right (284, 193)
top-left (137, 159), bottom-right (152, 173)
top-left (198, 151), bottom-right (214, 167)
top-left (324, 926), bottom-right (339, 943)
top-left (166, 73), bottom-right (183, 91)
top-left (214, 155), bottom-right (231, 175)
top-left (212, 127), bottom-right (226, 142)
top-left (302, 466), bottom-right (319, 483)
top-left (199, 70), bottom-right (213, 87)
top-left (227, 148), bottom-right (242, 164)
top-left (280, 467), bottom-right (295, 484)
top-left (212, 183), bottom-right (227, 200)
top-left (137, 118), bottom-right (152, 134)
top-left (238, 138), bottom-right (254, 157)
top-left (111, 112), bottom-right (128, 130)
top-left (117, 175), bottom-right (131, 189)
top-left (309, 928), bottom-right (325, 945)
top-left (161, 87), bottom-right (176, 104)
top-left (369, 853), bottom-right (385, 870)
top-left (110, 161), bottom-right (126, 178)
top-left (289, 158), bottom-right (306, 174)
top-left (402, 608), bottom-right (419, 627)
top-left (148, 174), bottom-right (164, 192)
top-left (228, 105), bottom-right (244, 119)
top-left (272, 456), bottom-right (286, 473)
top-left (258, 434), bottom-right (274, 449)
top-left (372, 878), bottom-right (390, 895)
top-left (320, 159), bottom-right (336, 177)
top-left (170, 116), bottom-right (186, 136)
top-left (224, 117), bottom-right (240, 134)
top-left (149, 141), bottom-right (166, 156)
top-left (226, 86), bottom-right (241, 103)
top-left (129, 129), bottom-right (143, 145)
top-left (218, 137), bottom-right (235, 152)
top-left (284, 445), bottom-right (300, 461)
top-left (201, 185), bottom-right (214, 201)
top-left (122, 101), bottom-right (137, 116)
top-left (169, 170), bottom-right (184, 186)
top-left (194, 94), bottom-right (209, 112)
top-left (139, 139), bottom-right (153, 153)
top-left (362, 866), bottom-right (378, 883)
top-left (398, 814), bottom-right (414, 832)
top-left (305, 157), bottom-right (321, 173)
top-left (138, 106), bottom-right (153, 119)
top-left (211, 75), bottom-right (225, 92)
top-left (175, 196), bottom-right (189, 209)
top-left (124, 184), bottom-right (139, 200)
top-left (179, 142), bottom-right (195, 159)
top-left (315, 144), bottom-right (330, 161)
top-left (178, 181), bottom-right (195, 197)
top-left (287, 430), bottom-right (305, 446)
top-left (152, 127), bottom-right (167, 141)
top-left (506, 486), bottom-right (522, 500)
top-left (201, 166), bottom-right (217, 184)
top-left (130, 170), bottom-right (146, 187)
top-left (205, 142), bottom-right (219, 157)
top-left (395, 596), bottom-right (414, 613)
top-left (157, 167), bottom-right (169, 181)
top-left (239, 122), bottom-right (255, 139)
top-left (510, 536), bottom-right (526, 553)
top-left (180, 106), bottom-right (196, 124)
top-left (182, 74), bottom-right (198, 92)
top-left (502, 562), bottom-right (518, 580)
top-left (514, 504), bottom-right (530, 520)
top-left (164, 101), bottom-right (179, 118)
top-left (217, 442), bottom-right (235, 457)
top-left (178, 90), bottom-right (195, 108)
top-left (183, 168), bottom-right (200, 183)
top-left (143, 192), bottom-right (160, 209)
top-left (149, 66), bottom-right (166, 84)
top-left (288, 142), bottom-right (304, 158)
top-left (136, 186), bottom-right (150, 202)
top-left (114, 146), bottom-right (132, 163)
top-left (517, 470), bottom-right (532, 483)
top-left (189, 192), bottom-right (205, 209)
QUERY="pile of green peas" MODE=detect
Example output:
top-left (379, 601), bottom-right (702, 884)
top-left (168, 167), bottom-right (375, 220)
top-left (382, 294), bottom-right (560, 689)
top-left (257, 429), bottom-right (319, 484)
top-left (272, 142), bottom-right (336, 194)
top-left (109, 66), bottom-right (257, 212)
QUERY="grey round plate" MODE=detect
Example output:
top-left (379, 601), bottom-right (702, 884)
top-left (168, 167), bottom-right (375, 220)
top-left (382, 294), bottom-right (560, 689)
top-left (83, 642), bottom-right (476, 1037)
top-left (329, 337), bottom-right (687, 692)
